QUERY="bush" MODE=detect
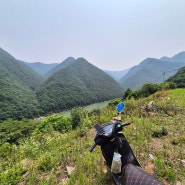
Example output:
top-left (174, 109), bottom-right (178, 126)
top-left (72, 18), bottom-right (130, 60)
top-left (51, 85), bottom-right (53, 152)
top-left (70, 107), bottom-right (83, 129)
top-left (152, 126), bottom-right (168, 137)
top-left (108, 98), bottom-right (122, 106)
top-left (37, 115), bottom-right (72, 133)
top-left (122, 88), bottom-right (138, 100)
top-left (0, 167), bottom-right (23, 185)
top-left (138, 83), bottom-right (161, 98)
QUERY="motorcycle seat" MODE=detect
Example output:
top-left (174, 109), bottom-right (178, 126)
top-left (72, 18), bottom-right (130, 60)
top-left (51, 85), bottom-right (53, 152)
top-left (122, 164), bottom-right (164, 185)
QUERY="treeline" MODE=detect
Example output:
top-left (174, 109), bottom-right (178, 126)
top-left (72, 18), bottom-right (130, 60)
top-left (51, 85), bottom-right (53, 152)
top-left (166, 66), bottom-right (185, 88)
top-left (0, 57), bottom-right (123, 122)
top-left (121, 66), bottom-right (185, 100)
top-left (0, 107), bottom-right (93, 146)
top-left (36, 59), bottom-right (123, 115)
top-left (0, 68), bottom-right (40, 121)
top-left (1, 44), bottom-right (184, 122)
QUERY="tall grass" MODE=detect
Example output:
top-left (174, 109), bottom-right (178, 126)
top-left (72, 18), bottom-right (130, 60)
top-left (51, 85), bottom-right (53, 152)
top-left (0, 89), bottom-right (184, 184)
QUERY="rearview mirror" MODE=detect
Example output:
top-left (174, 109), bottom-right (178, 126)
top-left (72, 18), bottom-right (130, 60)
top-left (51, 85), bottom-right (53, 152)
top-left (117, 102), bottom-right (125, 113)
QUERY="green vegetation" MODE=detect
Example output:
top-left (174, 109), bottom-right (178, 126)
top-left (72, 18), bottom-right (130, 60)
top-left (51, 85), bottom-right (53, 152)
top-left (0, 48), bottom-right (123, 121)
top-left (0, 119), bottom-right (39, 145)
top-left (0, 68), bottom-right (40, 121)
top-left (0, 89), bottom-right (184, 185)
top-left (36, 58), bottom-right (123, 115)
top-left (0, 48), bottom-right (44, 91)
top-left (119, 57), bottom-right (185, 91)
top-left (166, 66), bottom-right (185, 88)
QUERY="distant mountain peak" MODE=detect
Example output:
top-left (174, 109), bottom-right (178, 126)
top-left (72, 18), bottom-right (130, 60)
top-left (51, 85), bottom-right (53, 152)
top-left (44, 57), bottom-right (76, 78)
top-left (160, 51), bottom-right (185, 63)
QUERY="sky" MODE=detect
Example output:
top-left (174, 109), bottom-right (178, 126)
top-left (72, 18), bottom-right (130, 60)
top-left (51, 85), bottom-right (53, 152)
top-left (0, 0), bottom-right (185, 71)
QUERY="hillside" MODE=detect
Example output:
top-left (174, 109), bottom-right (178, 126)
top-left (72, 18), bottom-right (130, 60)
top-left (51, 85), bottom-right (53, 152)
top-left (119, 56), bottom-right (185, 90)
top-left (37, 58), bottom-right (123, 114)
top-left (0, 48), bottom-right (44, 120)
top-left (166, 66), bottom-right (185, 88)
top-left (0, 48), bottom-right (44, 90)
top-left (0, 47), bottom-right (124, 120)
top-left (161, 51), bottom-right (185, 63)
top-left (0, 68), bottom-right (39, 121)
top-left (44, 57), bottom-right (76, 79)
top-left (0, 89), bottom-right (184, 185)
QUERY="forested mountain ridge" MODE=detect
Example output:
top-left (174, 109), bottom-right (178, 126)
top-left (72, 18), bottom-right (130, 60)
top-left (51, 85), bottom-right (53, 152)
top-left (1, 46), bottom-right (185, 121)
top-left (0, 67), bottom-right (39, 120)
top-left (37, 57), bottom-right (123, 114)
top-left (44, 57), bottom-right (76, 79)
top-left (161, 51), bottom-right (185, 63)
top-left (119, 54), bottom-right (185, 90)
top-left (0, 47), bottom-right (44, 120)
top-left (166, 66), bottom-right (185, 88)
top-left (0, 47), bottom-right (123, 120)
top-left (0, 48), bottom-right (44, 90)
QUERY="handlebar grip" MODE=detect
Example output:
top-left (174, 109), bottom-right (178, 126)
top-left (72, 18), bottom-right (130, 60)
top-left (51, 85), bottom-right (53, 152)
top-left (89, 143), bottom-right (97, 152)
top-left (121, 122), bottom-right (131, 127)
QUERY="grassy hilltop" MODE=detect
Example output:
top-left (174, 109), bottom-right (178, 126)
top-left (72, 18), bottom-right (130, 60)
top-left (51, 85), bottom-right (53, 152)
top-left (0, 89), bottom-right (185, 185)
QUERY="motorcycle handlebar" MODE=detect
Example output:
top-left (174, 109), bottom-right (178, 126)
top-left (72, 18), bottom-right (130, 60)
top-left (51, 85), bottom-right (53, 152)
top-left (121, 122), bottom-right (131, 127)
top-left (89, 143), bottom-right (97, 152)
top-left (89, 122), bottom-right (131, 152)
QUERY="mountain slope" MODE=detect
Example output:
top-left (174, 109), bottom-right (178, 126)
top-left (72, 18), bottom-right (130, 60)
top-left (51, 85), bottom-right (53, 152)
top-left (0, 47), bottom-right (43, 120)
top-left (161, 51), bottom-right (185, 63)
top-left (104, 68), bottom-right (130, 81)
top-left (0, 67), bottom-right (39, 121)
top-left (22, 61), bottom-right (58, 76)
top-left (119, 58), bottom-right (185, 90)
top-left (44, 57), bottom-right (75, 79)
top-left (37, 58), bottom-right (123, 114)
top-left (0, 48), bottom-right (44, 90)
top-left (166, 66), bottom-right (185, 88)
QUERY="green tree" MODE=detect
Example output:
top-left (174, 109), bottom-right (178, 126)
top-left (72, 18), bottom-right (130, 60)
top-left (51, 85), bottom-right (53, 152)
top-left (138, 83), bottom-right (161, 98)
top-left (70, 107), bottom-right (84, 129)
top-left (164, 82), bottom-right (176, 90)
top-left (36, 115), bottom-right (72, 133)
top-left (122, 88), bottom-right (138, 100)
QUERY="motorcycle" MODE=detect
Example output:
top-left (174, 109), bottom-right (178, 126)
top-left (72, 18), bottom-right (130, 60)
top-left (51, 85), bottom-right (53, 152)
top-left (89, 102), bottom-right (163, 185)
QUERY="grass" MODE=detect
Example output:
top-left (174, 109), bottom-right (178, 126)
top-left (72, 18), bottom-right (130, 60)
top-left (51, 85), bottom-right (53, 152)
top-left (0, 89), bottom-right (185, 184)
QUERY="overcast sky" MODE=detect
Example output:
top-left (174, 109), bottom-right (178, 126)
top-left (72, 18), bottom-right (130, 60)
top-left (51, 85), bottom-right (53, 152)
top-left (0, 0), bottom-right (185, 70)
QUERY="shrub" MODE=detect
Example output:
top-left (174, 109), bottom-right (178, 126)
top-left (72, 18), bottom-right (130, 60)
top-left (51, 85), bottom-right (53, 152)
top-left (70, 107), bottom-right (83, 129)
top-left (36, 115), bottom-right (72, 133)
top-left (152, 126), bottom-right (168, 137)
top-left (138, 83), bottom-right (161, 98)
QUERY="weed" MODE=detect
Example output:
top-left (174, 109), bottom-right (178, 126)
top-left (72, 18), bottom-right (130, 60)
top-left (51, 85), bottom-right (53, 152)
top-left (152, 126), bottom-right (168, 137)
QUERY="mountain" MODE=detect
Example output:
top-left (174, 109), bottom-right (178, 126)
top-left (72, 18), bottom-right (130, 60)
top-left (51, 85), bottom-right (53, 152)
top-left (0, 47), bottom-right (44, 120)
top-left (119, 57), bottom-right (185, 90)
top-left (22, 61), bottom-right (58, 76)
top-left (166, 66), bottom-right (185, 88)
top-left (104, 68), bottom-right (130, 81)
top-left (161, 51), bottom-right (185, 63)
top-left (22, 57), bottom-right (76, 79)
top-left (44, 57), bottom-right (76, 79)
top-left (37, 58), bottom-right (123, 114)
top-left (0, 67), bottom-right (39, 121)
top-left (0, 48), bottom-right (44, 90)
